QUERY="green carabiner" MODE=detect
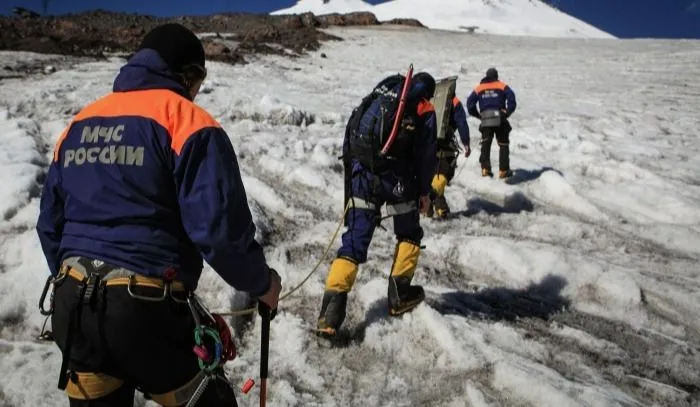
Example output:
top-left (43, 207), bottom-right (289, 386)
top-left (194, 326), bottom-right (223, 372)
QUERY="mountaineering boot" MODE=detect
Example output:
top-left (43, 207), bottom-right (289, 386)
top-left (316, 291), bottom-right (348, 337)
top-left (387, 241), bottom-right (425, 315)
top-left (388, 276), bottom-right (425, 316)
top-left (482, 168), bottom-right (493, 177)
top-left (316, 257), bottom-right (358, 337)
top-left (499, 169), bottom-right (513, 179)
top-left (433, 194), bottom-right (450, 219)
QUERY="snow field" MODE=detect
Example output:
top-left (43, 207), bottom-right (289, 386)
top-left (0, 25), bottom-right (698, 406)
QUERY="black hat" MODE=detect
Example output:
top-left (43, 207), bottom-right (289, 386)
top-left (138, 23), bottom-right (206, 75)
top-left (485, 67), bottom-right (498, 80)
top-left (413, 72), bottom-right (436, 99)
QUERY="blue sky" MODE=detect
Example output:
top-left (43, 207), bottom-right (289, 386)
top-left (3, 0), bottom-right (700, 39)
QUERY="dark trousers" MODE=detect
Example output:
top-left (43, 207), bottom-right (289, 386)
top-left (51, 276), bottom-right (237, 406)
top-left (339, 165), bottom-right (423, 264)
top-left (479, 121), bottom-right (512, 171)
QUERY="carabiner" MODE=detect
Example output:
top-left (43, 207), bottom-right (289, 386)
top-left (187, 294), bottom-right (203, 330)
top-left (191, 293), bottom-right (216, 325)
top-left (39, 276), bottom-right (54, 316)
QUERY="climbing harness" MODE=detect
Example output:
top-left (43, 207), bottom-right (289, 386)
top-left (38, 258), bottom-right (240, 406)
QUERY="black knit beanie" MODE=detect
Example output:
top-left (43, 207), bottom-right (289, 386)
top-left (413, 72), bottom-right (436, 99)
top-left (138, 23), bottom-right (205, 74)
top-left (486, 67), bottom-right (499, 80)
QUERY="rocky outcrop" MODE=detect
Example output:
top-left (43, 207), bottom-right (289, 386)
top-left (382, 18), bottom-right (425, 28)
top-left (0, 10), bottom-right (424, 65)
top-left (316, 11), bottom-right (380, 26)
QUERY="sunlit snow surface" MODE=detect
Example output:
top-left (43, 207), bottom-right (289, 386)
top-left (0, 26), bottom-right (698, 406)
top-left (272, 0), bottom-right (615, 39)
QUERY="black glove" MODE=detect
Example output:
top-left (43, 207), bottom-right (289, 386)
top-left (258, 301), bottom-right (277, 321)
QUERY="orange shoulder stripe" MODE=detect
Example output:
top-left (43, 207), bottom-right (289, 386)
top-left (53, 126), bottom-right (72, 162)
top-left (417, 99), bottom-right (435, 116)
top-left (55, 89), bottom-right (220, 160)
top-left (475, 81), bottom-right (506, 94)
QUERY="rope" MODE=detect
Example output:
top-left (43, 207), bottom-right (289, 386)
top-left (454, 157), bottom-right (467, 180)
top-left (216, 201), bottom-right (350, 317)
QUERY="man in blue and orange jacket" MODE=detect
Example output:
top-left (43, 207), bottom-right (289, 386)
top-left (316, 72), bottom-right (437, 338)
top-left (36, 23), bottom-right (280, 407)
top-left (429, 94), bottom-right (471, 218)
top-left (466, 67), bottom-right (517, 179)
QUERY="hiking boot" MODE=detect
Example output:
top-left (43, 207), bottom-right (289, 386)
top-left (388, 276), bottom-right (425, 316)
top-left (498, 169), bottom-right (513, 179)
top-left (316, 291), bottom-right (348, 337)
top-left (433, 195), bottom-right (450, 219)
top-left (482, 168), bottom-right (493, 177)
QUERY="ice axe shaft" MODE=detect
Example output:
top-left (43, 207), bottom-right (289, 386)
top-left (259, 304), bottom-right (271, 407)
top-left (380, 63), bottom-right (414, 155)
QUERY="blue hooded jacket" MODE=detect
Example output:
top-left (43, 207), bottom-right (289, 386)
top-left (36, 49), bottom-right (271, 294)
top-left (466, 77), bottom-right (517, 119)
top-left (450, 96), bottom-right (470, 147)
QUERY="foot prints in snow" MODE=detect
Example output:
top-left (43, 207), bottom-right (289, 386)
top-left (1, 26), bottom-right (700, 406)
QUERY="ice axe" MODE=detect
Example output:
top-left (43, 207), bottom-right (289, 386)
top-left (258, 302), bottom-right (271, 407)
top-left (241, 303), bottom-right (274, 406)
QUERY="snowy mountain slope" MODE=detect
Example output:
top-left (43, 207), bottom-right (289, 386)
top-left (1, 27), bottom-right (700, 406)
top-left (371, 0), bottom-right (614, 38)
top-left (272, 0), bottom-right (616, 39)
top-left (273, 0), bottom-right (374, 15)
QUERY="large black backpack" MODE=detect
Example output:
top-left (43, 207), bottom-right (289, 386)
top-left (343, 74), bottom-right (421, 172)
top-left (341, 74), bottom-right (423, 220)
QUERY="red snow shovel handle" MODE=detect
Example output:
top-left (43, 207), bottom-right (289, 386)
top-left (380, 63), bottom-right (414, 155)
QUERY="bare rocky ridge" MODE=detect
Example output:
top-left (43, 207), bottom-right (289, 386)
top-left (0, 10), bottom-right (424, 65)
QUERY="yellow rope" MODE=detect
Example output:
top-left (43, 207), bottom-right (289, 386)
top-left (216, 201), bottom-right (350, 317)
top-left (453, 150), bottom-right (471, 180)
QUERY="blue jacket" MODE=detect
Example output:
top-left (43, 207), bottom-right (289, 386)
top-left (450, 96), bottom-right (470, 147)
top-left (466, 77), bottom-right (517, 119)
top-left (36, 49), bottom-right (271, 294)
top-left (344, 79), bottom-right (437, 197)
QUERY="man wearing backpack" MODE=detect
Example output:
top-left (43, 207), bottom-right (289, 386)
top-left (466, 67), bottom-right (517, 179)
top-left (428, 93), bottom-right (471, 219)
top-left (316, 72), bottom-right (438, 338)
